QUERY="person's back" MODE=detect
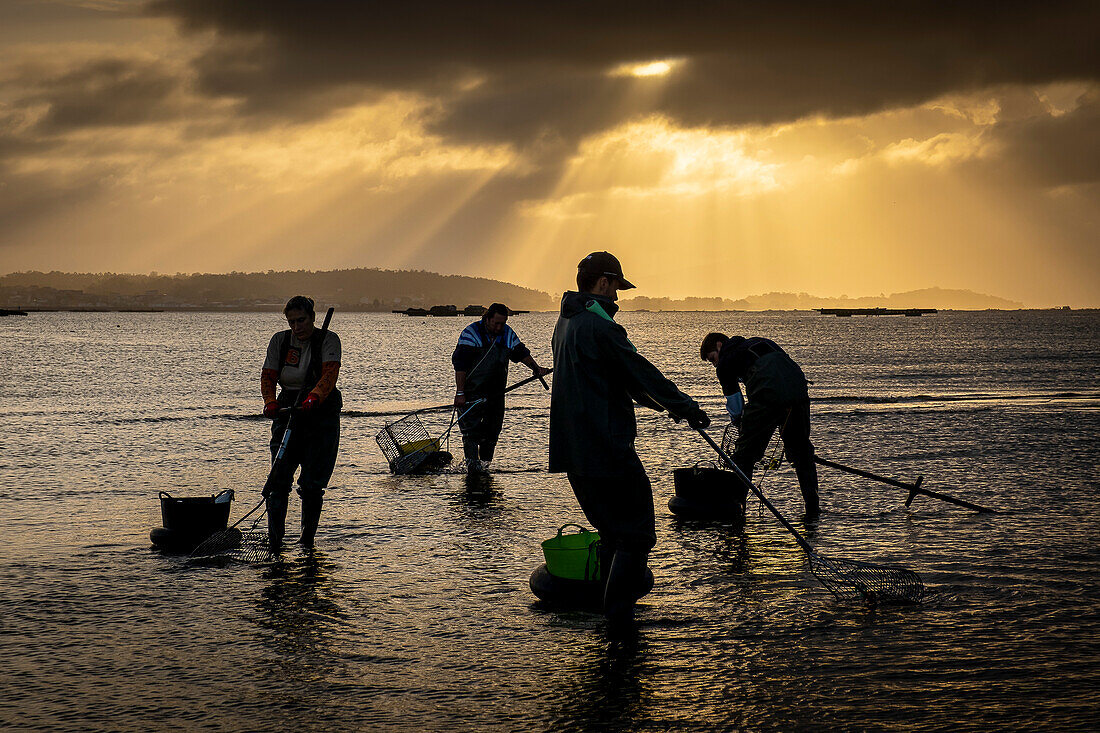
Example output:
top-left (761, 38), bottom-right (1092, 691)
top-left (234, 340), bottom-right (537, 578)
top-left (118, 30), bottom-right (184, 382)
top-left (701, 331), bottom-right (819, 518)
top-left (717, 336), bottom-right (808, 407)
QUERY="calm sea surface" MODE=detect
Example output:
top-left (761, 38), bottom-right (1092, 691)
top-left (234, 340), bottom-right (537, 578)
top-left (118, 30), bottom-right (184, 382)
top-left (3, 309), bottom-right (1099, 731)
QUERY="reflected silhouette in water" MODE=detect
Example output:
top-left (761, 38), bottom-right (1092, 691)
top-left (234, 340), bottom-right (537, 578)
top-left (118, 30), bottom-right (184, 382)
top-left (544, 636), bottom-right (654, 732)
top-left (670, 519), bottom-right (752, 574)
top-left (254, 550), bottom-right (346, 682)
top-left (462, 471), bottom-right (495, 500)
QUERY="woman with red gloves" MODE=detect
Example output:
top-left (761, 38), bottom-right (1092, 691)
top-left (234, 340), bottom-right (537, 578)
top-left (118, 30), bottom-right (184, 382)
top-left (260, 295), bottom-right (342, 550)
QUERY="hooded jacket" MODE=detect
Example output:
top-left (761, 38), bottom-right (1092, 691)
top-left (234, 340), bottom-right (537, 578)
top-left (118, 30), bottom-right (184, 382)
top-left (549, 291), bottom-right (699, 476)
top-left (716, 336), bottom-right (809, 406)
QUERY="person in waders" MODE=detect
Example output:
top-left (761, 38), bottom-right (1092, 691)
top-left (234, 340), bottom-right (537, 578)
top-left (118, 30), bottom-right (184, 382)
top-left (550, 252), bottom-right (710, 632)
top-left (261, 296), bottom-right (342, 551)
top-left (700, 332), bottom-right (820, 519)
top-left (452, 302), bottom-right (550, 475)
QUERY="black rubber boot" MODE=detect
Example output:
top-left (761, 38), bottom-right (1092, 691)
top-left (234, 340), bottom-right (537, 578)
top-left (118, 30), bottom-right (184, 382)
top-left (603, 549), bottom-right (648, 635)
top-left (462, 438), bottom-right (480, 473)
top-left (299, 495), bottom-right (324, 548)
top-left (597, 540), bottom-right (615, 587)
top-left (266, 494), bottom-right (289, 553)
top-left (794, 460), bottom-right (821, 519)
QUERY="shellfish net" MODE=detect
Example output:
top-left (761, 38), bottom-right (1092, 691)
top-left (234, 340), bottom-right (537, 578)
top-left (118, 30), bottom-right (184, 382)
top-left (375, 399), bottom-right (486, 475)
top-left (189, 498), bottom-right (279, 564)
top-left (701, 427), bottom-right (924, 604)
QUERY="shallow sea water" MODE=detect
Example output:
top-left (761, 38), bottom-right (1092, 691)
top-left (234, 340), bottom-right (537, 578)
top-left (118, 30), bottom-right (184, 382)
top-left (3, 309), bottom-right (1099, 731)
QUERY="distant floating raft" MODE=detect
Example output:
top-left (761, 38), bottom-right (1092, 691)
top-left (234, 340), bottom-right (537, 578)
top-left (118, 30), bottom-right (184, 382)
top-left (818, 308), bottom-right (937, 317)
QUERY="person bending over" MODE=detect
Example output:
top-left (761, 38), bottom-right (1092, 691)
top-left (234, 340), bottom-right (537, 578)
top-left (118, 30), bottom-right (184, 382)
top-left (700, 332), bottom-right (819, 519)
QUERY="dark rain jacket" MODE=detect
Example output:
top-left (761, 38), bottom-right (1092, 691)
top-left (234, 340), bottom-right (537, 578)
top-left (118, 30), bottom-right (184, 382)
top-left (549, 291), bottom-right (700, 477)
top-left (716, 336), bottom-right (809, 407)
top-left (451, 320), bottom-right (531, 398)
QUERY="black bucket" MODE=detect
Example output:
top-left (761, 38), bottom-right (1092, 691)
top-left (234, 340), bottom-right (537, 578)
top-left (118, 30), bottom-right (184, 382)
top-left (669, 461), bottom-right (747, 520)
top-left (158, 490), bottom-right (233, 534)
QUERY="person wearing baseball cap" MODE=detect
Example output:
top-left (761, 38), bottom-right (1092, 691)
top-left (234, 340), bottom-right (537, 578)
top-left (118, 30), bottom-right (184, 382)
top-left (576, 251), bottom-right (636, 291)
top-left (549, 251), bottom-right (710, 633)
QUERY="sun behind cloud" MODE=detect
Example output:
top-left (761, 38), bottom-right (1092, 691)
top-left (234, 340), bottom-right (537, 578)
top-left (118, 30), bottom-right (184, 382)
top-left (611, 59), bottom-right (682, 78)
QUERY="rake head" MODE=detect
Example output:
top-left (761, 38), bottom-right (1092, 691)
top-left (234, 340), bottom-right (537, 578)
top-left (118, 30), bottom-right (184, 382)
top-left (809, 553), bottom-right (925, 604)
top-left (189, 512), bottom-right (281, 564)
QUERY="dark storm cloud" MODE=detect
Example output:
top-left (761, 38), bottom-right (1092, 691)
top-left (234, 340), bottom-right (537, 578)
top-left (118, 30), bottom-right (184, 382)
top-left (0, 164), bottom-right (108, 236)
top-left (19, 57), bottom-right (185, 134)
top-left (994, 89), bottom-right (1100, 185)
top-left (149, 0), bottom-right (1100, 144)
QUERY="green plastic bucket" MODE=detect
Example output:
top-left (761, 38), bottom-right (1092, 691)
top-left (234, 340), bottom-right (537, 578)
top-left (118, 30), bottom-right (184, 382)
top-left (541, 523), bottom-right (601, 581)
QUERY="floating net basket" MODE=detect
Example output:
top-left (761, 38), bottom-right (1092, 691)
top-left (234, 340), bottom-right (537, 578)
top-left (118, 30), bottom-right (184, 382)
top-left (375, 412), bottom-right (452, 475)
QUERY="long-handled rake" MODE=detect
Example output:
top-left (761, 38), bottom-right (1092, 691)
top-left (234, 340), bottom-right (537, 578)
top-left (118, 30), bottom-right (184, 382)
top-left (723, 419), bottom-right (991, 514)
top-left (814, 454), bottom-right (993, 513)
top-left (697, 427), bottom-right (925, 604)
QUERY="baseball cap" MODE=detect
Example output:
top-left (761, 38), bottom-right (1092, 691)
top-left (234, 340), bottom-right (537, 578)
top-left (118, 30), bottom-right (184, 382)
top-left (577, 251), bottom-right (636, 289)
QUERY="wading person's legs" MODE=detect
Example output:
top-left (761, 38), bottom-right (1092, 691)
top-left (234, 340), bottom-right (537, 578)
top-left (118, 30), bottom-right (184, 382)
top-left (265, 414), bottom-right (299, 551)
top-left (477, 398), bottom-right (506, 463)
top-left (567, 460), bottom-right (656, 630)
top-left (296, 411), bottom-right (339, 546)
top-left (781, 400), bottom-right (819, 517)
top-left (732, 400), bottom-right (781, 482)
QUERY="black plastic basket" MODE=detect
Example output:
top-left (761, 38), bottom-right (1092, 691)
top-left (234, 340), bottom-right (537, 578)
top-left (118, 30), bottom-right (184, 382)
top-left (159, 489), bottom-right (233, 533)
top-left (670, 461), bottom-right (747, 520)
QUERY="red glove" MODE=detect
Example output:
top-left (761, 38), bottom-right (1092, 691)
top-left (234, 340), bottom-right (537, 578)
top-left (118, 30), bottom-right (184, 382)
top-left (300, 392), bottom-right (320, 411)
top-left (263, 401), bottom-right (279, 419)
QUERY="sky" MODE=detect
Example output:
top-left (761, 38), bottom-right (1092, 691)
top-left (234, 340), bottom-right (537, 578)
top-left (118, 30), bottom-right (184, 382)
top-left (0, 1), bottom-right (1097, 306)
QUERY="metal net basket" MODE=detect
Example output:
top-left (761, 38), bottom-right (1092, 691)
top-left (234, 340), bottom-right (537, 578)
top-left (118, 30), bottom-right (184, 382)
top-left (190, 516), bottom-right (280, 564)
top-left (722, 423), bottom-right (785, 472)
top-left (721, 423), bottom-right (738, 455)
top-left (375, 412), bottom-right (450, 475)
top-left (809, 553), bottom-right (925, 604)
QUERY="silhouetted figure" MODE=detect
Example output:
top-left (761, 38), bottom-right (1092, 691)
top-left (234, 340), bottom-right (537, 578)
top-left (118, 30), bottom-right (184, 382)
top-left (700, 333), bottom-right (819, 518)
top-left (452, 302), bottom-right (549, 475)
top-left (261, 296), bottom-right (342, 550)
top-left (551, 252), bottom-right (709, 632)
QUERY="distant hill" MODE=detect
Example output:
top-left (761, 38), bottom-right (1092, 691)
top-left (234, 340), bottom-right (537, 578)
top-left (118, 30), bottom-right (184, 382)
top-left (621, 287), bottom-right (1024, 311)
top-left (2, 269), bottom-right (1027, 312)
top-left (0, 268), bottom-right (558, 312)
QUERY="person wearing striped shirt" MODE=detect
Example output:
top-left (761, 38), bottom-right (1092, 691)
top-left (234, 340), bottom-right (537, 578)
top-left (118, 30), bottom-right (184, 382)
top-left (452, 303), bottom-right (550, 474)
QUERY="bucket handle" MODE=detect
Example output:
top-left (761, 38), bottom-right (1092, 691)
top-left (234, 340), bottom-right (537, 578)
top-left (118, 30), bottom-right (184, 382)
top-left (158, 491), bottom-right (173, 500)
top-left (556, 522), bottom-right (593, 538)
top-left (692, 460), bottom-right (718, 471)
